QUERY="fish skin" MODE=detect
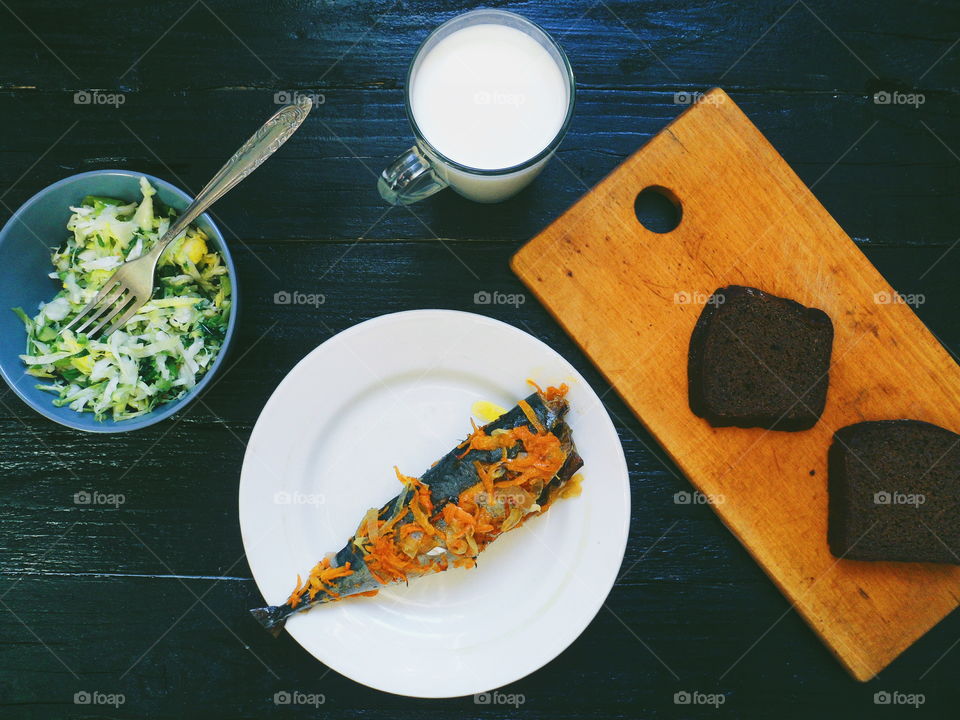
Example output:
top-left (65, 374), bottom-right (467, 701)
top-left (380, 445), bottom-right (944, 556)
top-left (251, 391), bottom-right (580, 634)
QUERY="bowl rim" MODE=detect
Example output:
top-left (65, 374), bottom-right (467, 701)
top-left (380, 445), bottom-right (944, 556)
top-left (0, 169), bottom-right (239, 433)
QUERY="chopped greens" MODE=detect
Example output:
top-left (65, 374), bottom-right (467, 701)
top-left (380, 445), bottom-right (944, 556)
top-left (14, 177), bottom-right (232, 422)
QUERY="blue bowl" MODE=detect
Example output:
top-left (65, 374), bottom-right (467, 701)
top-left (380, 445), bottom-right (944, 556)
top-left (0, 170), bottom-right (239, 433)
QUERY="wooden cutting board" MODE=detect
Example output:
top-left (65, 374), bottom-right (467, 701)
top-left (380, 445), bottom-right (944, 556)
top-left (512, 87), bottom-right (960, 682)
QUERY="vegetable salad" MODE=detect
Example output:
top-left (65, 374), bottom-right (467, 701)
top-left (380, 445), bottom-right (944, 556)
top-left (14, 178), bottom-right (232, 421)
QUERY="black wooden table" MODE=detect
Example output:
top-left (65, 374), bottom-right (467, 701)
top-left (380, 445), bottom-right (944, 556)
top-left (1, 1), bottom-right (958, 718)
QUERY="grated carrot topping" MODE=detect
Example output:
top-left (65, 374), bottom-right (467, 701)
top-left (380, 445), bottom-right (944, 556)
top-left (517, 399), bottom-right (546, 434)
top-left (443, 502), bottom-right (477, 533)
top-left (394, 467), bottom-right (438, 537)
top-left (544, 383), bottom-right (569, 401)
top-left (365, 533), bottom-right (419, 584)
top-left (457, 419), bottom-right (517, 458)
top-left (399, 522), bottom-right (422, 537)
top-left (288, 557), bottom-right (354, 608)
top-left (497, 426), bottom-right (566, 487)
top-left (474, 460), bottom-right (498, 501)
top-left (287, 574), bottom-right (305, 609)
top-left (526, 379), bottom-right (569, 401)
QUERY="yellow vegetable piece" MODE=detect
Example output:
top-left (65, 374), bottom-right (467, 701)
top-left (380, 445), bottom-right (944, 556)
top-left (71, 355), bottom-right (95, 375)
top-left (471, 400), bottom-right (508, 423)
top-left (180, 234), bottom-right (208, 265)
top-left (559, 473), bottom-right (584, 499)
top-left (88, 269), bottom-right (113, 287)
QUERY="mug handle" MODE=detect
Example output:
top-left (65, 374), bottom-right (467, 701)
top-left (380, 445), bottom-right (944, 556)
top-left (377, 145), bottom-right (448, 205)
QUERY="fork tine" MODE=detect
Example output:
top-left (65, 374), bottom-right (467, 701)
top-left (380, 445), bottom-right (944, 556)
top-left (61, 279), bottom-right (122, 335)
top-left (72, 284), bottom-right (129, 336)
top-left (99, 297), bottom-right (147, 339)
top-left (60, 277), bottom-right (117, 333)
top-left (87, 293), bottom-right (140, 338)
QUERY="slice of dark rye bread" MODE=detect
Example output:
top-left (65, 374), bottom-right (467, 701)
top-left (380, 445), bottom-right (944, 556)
top-left (828, 420), bottom-right (960, 564)
top-left (688, 285), bottom-right (834, 431)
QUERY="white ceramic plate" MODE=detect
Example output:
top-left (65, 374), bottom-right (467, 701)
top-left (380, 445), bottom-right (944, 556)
top-left (239, 310), bottom-right (630, 697)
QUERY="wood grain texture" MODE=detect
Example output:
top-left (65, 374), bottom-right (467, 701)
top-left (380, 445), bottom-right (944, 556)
top-left (2, 88), bottom-right (955, 246)
top-left (1, 0), bottom-right (959, 716)
top-left (512, 87), bottom-right (960, 682)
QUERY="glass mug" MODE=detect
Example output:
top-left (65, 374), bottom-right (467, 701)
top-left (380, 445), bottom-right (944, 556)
top-left (378, 9), bottom-right (576, 205)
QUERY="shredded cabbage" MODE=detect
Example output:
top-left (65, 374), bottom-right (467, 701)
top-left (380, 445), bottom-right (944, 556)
top-left (13, 177), bottom-right (232, 422)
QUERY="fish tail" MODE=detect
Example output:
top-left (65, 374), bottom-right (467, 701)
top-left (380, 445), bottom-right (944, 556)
top-left (250, 604), bottom-right (290, 637)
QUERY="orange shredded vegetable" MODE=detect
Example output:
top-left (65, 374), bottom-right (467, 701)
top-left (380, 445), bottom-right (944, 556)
top-left (544, 383), bottom-right (569, 401)
top-left (517, 399), bottom-right (546, 434)
top-left (456, 419), bottom-right (517, 458)
top-left (287, 574), bottom-right (305, 608)
top-left (287, 557), bottom-right (354, 608)
top-left (497, 426), bottom-right (566, 487)
top-left (365, 532), bottom-right (419, 584)
top-left (474, 459), bottom-right (498, 501)
top-left (526, 379), bottom-right (569, 401)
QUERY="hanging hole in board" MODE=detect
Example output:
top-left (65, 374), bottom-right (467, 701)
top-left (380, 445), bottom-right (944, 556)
top-left (634, 186), bottom-right (682, 233)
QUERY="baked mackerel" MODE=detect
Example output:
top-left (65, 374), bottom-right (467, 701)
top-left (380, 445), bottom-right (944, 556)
top-left (251, 384), bottom-right (582, 635)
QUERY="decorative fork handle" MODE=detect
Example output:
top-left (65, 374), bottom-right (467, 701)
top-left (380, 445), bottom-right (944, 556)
top-left (147, 95), bottom-right (313, 259)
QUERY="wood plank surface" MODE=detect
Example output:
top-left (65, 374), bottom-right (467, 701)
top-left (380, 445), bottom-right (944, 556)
top-left (513, 87), bottom-right (960, 681)
top-left (2, 0), bottom-right (960, 716)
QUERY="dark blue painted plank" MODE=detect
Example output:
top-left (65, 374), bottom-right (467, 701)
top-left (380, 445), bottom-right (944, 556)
top-left (0, 0), bottom-right (959, 717)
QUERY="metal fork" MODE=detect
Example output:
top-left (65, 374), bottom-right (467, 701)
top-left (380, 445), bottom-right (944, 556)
top-left (61, 95), bottom-right (313, 339)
